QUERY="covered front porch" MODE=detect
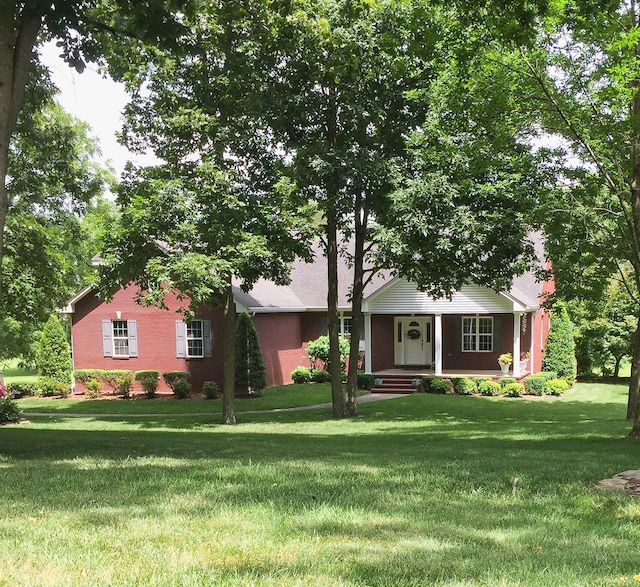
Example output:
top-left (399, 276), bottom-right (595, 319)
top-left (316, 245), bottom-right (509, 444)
top-left (371, 367), bottom-right (532, 393)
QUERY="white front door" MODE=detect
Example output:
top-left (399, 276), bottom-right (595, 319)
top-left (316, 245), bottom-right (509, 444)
top-left (394, 317), bottom-right (433, 366)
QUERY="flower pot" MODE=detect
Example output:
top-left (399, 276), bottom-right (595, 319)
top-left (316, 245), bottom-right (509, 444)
top-left (500, 363), bottom-right (510, 375)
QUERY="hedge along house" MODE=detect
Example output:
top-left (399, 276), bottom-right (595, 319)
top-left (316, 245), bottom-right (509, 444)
top-left (63, 239), bottom-right (553, 393)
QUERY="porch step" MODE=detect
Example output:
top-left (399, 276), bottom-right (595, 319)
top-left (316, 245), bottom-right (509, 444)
top-left (371, 374), bottom-right (421, 394)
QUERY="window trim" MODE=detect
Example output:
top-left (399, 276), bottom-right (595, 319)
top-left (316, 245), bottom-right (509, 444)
top-left (461, 315), bottom-right (493, 353)
top-left (185, 320), bottom-right (204, 359)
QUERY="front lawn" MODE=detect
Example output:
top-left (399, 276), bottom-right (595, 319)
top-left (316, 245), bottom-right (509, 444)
top-left (2, 382), bottom-right (640, 586)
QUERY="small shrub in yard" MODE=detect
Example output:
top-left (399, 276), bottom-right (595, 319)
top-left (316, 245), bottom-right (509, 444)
top-left (38, 377), bottom-right (70, 398)
top-left (172, 378), bottom-right (192, 399)
top-left (478, 380), bottom-right (501, 396)
top-left (523, 376), bottom-right (546, 396)
top-left (532, 371), bottom-right (558, 382)
top-left (428, 377), bottom-right (454, 394)
top-left (503, 382), bottom-right (525, 397)
top-left (202, 381), bottom-right (220, 399)
top-left (163, 371), bottom-right (190, 389)
top-left (36, 314), bottom-right (72, 389)
top-left (115, 372), bottom-right (134, 398)
top-left (5, 382), bottom-right (38, 399)
top-left (0, 398), bottom-right (21, 424)
top-left (102, 370), bottom-right (133, 394)
top-left (135, 370), bottom-right (159, 398)
top-left (84, 379), bottom-right (102, 398)
top-left (545, 378), bottom-right (570, 396)
top-left (312, 369), bottom-right (331, 383)
top-left (291, 366), bottom-right (312, 384)
top-left (452, 377), bottom-right (476, 395)
top-left (499, 377), bottom-right (517, 387)
top-left (357, 372), bottom-right (375, 390)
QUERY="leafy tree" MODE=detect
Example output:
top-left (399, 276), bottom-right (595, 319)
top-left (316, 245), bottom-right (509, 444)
top-left (234, 312), bottom-right (266, 396)
top-left (542, 303), bottom-right (576, 384)
top-left (36, 313), bottom-right (72, 385)
top-left (0, 1), bottom-right (194, 302)
top-left (98, 2), bottom-right (314, 424)
top-left (512, 1), bottom-right (640, 433)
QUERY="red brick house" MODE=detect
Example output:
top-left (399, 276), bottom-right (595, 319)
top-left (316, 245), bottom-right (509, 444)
top-left (63, 241), bottom-right (554, 392)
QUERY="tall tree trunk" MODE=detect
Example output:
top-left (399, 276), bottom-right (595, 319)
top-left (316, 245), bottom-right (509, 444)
top-left (327, 209), bottom-right (346, 418)
top-left (627, 315), bottom-right (640, 420)
top-left (345, 193), bottom-right (367, 417)
top-left (0, 2), bottom-right (43, 302)
top-left (221, 278), bottom-right (236, 424)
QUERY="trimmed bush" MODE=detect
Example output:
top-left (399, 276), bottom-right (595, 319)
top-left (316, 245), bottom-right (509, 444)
top-left (0, 398), bottom-right (21, 424)
top-left (102, 370), bottom-right (133, 394)
top-left (202, 381), bottom-right (220, 400)
top-left (5, 382), bottom-right (38, 399)
top-left (115, 372), bottom-right (134, 398)
top-left (542, 303), bottom-right (576, 384)
top-left (523, 376), bottom-right (546, 396)
top-left (427, 377), bottom-right (454, 394)
top-left (499, 377), bottom-right (517, 387)
top-left (291, 367), bottom-right (312, 384)
top-left (135, 370), bottom-right (159, 399)
top-left (357, 372), bottom-right (375, 390)
top-left (531, 371), bottom-right (558, 382)
top-left (545, 378), bottom-right (570, 396)
top-left (163, 371), bottom-right (190, 389)
top-left (478, 380), bottom-right (501, 396)
top-left (39, 377), bottom-right (70, 398)
top-left (74, 369), bottom-right (104, 384)
top-left (312, 369), bottom-right (331, 383)
top-left (452, 377), bottom-right (477, 395)
top-left (503, 382), bottom-right (525, 397)
top-left (84, 379), bottom-right (102, 398)
top-left (172, 378), bottom-right (192, 399)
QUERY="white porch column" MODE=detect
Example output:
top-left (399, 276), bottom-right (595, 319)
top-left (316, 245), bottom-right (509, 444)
top-left (434, 314), bottom-right (443, 376)
top-left (512, 312), bottom-right (523, 378)
top-left (364, 313), bottom-right (372, 373)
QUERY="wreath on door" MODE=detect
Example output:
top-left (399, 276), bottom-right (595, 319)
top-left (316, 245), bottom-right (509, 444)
top-left (407, 328), bottom-right (421, 340)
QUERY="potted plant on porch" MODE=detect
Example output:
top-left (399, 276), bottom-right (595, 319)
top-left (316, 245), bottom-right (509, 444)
top-left (498, 353), bottom-right (513, 375)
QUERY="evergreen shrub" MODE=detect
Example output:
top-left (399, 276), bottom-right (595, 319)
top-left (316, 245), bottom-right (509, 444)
top-left (357, 372), bottom-right (375, 390)
top-left (542, 304), bottom-right (576, 384)
top-left (312, 369), bottom-right (331, 383)
top-left (523, 376), bottom-right (546, 396)
top-left (235, 312), bottom-right (267, 394)
top-left (202, 381), bottom-right (220, 399)
top-left (37, 314), bottom-right (72, 388)
top-left (499, 377), bottom-right (517, 387)
top-left (503, 382), bottom-right (525, 397)
top-left (0, 398), bottom-right (21, 424)
top-left (428, 377), bottom-right (454, 394)
top-left (5, 383), bottom-right (38, 398)
top-left (545, 378), bottom-right (570, 396)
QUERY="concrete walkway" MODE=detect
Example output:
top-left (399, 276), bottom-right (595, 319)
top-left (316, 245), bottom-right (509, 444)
top-left (23, 392), bottom-right (408, 418)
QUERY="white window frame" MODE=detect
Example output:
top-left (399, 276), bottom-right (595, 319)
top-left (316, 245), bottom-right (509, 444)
top-left (112, 320), bottom-right (130, 357)
top-left (462, 316), bottom-right (493, 352)
top-left (339, 316), bottom-right (352, 338)
top-left (185, 320), bottom-right (204, 358)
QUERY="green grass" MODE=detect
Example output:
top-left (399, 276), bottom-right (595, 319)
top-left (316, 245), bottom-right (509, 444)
top-left (1, 359), bottom-right (37, 385)
top-left (2, 383), bottom-right (640, 586)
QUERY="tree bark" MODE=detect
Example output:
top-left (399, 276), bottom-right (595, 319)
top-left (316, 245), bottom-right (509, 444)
top-left (221, 278), bottom-right (236, 424)
top-left (627, 314), bottom-right (640, 419)
top-left (327, 208), bottom-right (346, 418)
top-left (0, 1), bottom-right (43, 302)
top-left (345, 192), bottom-right (367, 417)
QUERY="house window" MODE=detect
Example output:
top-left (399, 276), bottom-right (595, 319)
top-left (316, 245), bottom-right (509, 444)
top-left (186, 320), bottom-right (204, 358)
top-left (462, 316), bottom-right (493, 352)
top-left (112, 320), bottom-right (130, 357)
top-left (176, 319), bottom-right (212, 359)
top-left (340, 317), bottom-right (352, 338)
top-left (103, 319), bottom-right (138, 358)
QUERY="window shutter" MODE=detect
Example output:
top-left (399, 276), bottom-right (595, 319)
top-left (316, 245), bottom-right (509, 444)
top-left (128, 320), bottom-right (138, 357)
top-left (176, 321), bottom-right (186, 358)
top-left (493, 316), bottom-right (502, 351)
top-left (203, 320), bottom-right (212, 357)
top-left (102, 320), bottom-right (112, 357)
top-left (452, 318), bottom-right (461, 351)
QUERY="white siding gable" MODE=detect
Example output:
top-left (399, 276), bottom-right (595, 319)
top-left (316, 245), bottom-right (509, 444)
top-left (363, 278), bottom-right (524, 314)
